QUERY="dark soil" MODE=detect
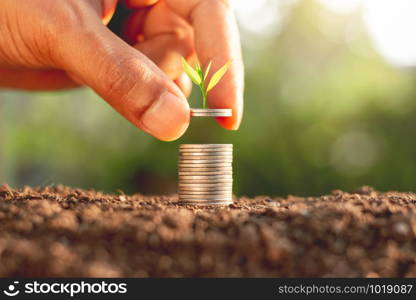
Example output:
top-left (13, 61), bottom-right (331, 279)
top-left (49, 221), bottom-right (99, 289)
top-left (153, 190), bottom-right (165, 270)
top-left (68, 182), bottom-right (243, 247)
top-left (0, 184), bottom-right (415, 277)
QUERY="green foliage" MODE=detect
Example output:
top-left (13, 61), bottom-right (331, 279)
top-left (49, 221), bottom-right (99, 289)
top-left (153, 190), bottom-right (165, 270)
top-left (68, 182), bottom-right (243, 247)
top-left (204, 61), bottom-right (212, 80)
top-left (181, 57), bottom-right (231, 108)
top-left (207, 61), bottom-right (231, 92)
top-left (181, 58), bottom-right (201, 85)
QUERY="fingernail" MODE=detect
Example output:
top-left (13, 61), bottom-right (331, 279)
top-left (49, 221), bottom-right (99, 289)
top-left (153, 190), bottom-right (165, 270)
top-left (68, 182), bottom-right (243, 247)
top-left (141, 91), bottom-right (190, 141)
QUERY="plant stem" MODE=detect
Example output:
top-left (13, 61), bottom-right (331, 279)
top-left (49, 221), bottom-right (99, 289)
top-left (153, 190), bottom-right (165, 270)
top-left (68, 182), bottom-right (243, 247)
top-left (200, 84), bottom-right (207, 109)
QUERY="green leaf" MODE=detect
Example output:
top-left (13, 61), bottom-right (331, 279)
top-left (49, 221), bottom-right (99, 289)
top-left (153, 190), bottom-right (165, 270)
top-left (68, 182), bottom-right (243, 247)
top-left (182, 57), bottom-right (201, 85)
top-left (204, 61), bottom-right (212, 80)
top-left (195, 63), bottom-right (204, 80)
top-left (207, 60), bottom-right (231, 92)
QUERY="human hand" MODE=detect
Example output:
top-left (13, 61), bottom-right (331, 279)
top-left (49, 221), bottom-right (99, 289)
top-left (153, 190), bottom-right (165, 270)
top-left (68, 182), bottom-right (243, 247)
top-left (0, 0), bottom-right (244, 140)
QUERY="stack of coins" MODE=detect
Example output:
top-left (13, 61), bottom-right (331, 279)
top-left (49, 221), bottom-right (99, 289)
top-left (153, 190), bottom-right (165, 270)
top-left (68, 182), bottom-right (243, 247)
top-left (191, 108), bottom-right (232, 117)
top-left (178, 144), bottom-right (233, 206)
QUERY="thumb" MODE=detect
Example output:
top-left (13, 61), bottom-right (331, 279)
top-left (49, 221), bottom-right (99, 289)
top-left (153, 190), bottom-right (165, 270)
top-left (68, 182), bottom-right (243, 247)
top-left (55, 16), bottom-right (190, 141)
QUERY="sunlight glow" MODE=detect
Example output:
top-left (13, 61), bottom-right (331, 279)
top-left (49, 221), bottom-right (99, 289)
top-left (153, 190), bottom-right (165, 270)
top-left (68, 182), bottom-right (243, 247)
top-left (234, 0), bottom-right (416, 67)
top-left (363, 0), bottom-right (416, 67)
top-left (320, 0), bottom-right (416, 67)
top-left (318, 0), bottom-right (362, 14)
top-left (331, 130), bottom-right (381, 176)
top-left (230, 0), bottom-right (282, 35)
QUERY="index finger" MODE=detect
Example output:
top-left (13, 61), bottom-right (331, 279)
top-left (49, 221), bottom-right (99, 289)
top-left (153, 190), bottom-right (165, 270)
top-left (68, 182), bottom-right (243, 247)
top-left (165, 0), bottom-right (244, 130)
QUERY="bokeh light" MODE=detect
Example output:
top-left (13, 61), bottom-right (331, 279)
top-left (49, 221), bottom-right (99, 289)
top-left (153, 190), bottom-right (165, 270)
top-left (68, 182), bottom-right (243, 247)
top-left (320, 0), bottom-right (416, 67)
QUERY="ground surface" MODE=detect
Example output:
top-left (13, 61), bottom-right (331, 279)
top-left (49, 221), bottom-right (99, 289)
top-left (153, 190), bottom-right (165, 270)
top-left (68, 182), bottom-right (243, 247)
top-left (0, 185), bottom-right (415, 277)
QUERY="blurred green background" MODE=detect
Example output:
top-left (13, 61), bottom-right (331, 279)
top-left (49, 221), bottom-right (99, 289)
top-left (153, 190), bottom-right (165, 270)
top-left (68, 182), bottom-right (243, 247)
top-left (2, 0), bottom-right (416, 197)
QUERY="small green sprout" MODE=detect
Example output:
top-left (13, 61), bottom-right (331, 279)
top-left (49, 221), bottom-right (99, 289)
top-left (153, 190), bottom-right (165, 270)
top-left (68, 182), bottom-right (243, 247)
top-left (182, 57), bottom-right (231, 109)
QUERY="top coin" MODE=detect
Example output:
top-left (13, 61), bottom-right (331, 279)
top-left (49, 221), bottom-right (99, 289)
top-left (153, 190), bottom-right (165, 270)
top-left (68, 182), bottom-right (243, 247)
top-left (191, 108), bottom-right (232, 117)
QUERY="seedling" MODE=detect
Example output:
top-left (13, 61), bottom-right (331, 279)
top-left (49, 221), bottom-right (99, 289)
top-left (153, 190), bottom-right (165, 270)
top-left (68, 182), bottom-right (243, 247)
top-left (182, 58), bottom-right (231, 109)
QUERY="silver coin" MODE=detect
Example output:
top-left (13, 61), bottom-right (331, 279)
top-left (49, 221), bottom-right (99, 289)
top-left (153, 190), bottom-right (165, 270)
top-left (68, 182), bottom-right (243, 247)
top-left (179, 188), bottom-right (232, 192)
top-left (191, 111), bottom-right (233, 117)
top-left (179, 200), bottom-right (233, 206)
top-left (179, 152), bottom-right (233, 157)
top-left (179, 178), bottom-right (233, 182)
top-left (179, 160), bottom-right (232, 164)
top-left (179, 186), bottom-right (232, 191)
top-left (179, 145), bottom-right (232, 149)
top-left (179, 200), bottom-right (233, 204)
top-left (179, 171), bottom-right (232, 175)
top-left (191, 109), bottom-right (232, 117)
top-left (179, 159), bottom-right (232, 164)
top-left (180, 143), bottom-right (232, 146)
top-left (179, 193), bottom-right (232, 197)
top-left (178, 174), bottom-right (233, 178)
top-left (179, 195), bottom-right (233, 201)
top-left (179, 147), bottom-right (232, 150)
top-left (179, 171), bottom-right (233, 175)
top-left (179, 171), bottom-right (232, 176)
top-left (179, 154), bottom-right (233, 158)
top-left (179, 183), bottom-right (232, 187)
top-left (179, 152), bottom-right (233, 156)
top-left (179, 180), bottom-right (233, 185)
top-left (191, 109), bottom-right (231, 113)
top-left (179, 156), bottom-right (232, 161)
top-left (180, 144), bottom-right (232, 149)
top-left (179, 166), bottom-right (232, 169)
top-left (179, 152), bottom-right (232, 156)
top-left (179, 164), bottom-right (232, 168)
top-left (179, 167), bottom-right (233, 172)
top-left (179, 165), bottom-right (232, 175)
top-left (179, 171), bottom-right (233, 178)
top-left (178, 182), bottom-right (233, 190)
top-left (179, 195), bottom-right (232, 199)
top-left (179, 183), bottom-right (233, 188)
top-left (179, 188), bottom-right (232, 191)
top-left (191, 109), bottom-right (231, 112)
top-left (179, 191), bottom-right (233, 198)
top-left (178, 154), bottom-right (233, 161)
top-left (179, 196), bottom-right (233, 201)
top-left (179, 147), bottom-right (232, 151)
top-left (179, 192), bottom-right (231, 197)
top-left (179, 148), bottom-right (232, 152)
top-left (191, 110), bottom-right (231, 114)
top-left (179, 185), bottom-right (232, 189)
top-left (179, 174), bottom-right (232, 179)
top-left (179, 169), bottom-right (232, 173)
top-left (192, 113), bottom-right (232, 117)
top-left (179, 179), bottom-right (232, 183)
top-left (179, 189), bottom-right (232, 194)
top-left (179, 148), bottom-right (232, 150)
top-left (179, 153), bottom-right (232, 157)
top-left (180, 183), bottom-right (232, 187)
top-left (179, 201), bottom-right (233, 206)
top-left (178, 166), bottom-right (231, 171)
